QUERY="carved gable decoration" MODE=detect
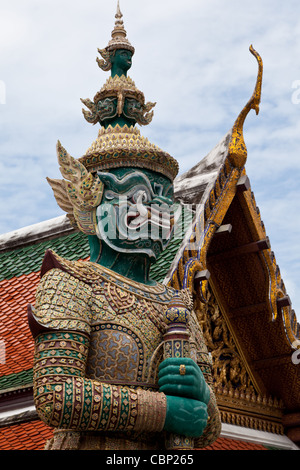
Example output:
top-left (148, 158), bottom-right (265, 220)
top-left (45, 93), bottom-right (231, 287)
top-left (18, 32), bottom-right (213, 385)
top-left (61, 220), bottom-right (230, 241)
top-left (194, 286), bottom-right (284, 435)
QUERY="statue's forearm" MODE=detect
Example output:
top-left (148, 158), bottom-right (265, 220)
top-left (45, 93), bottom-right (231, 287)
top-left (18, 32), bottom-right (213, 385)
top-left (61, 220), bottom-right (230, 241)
top-left (33, 331), bottom-right (166, 433)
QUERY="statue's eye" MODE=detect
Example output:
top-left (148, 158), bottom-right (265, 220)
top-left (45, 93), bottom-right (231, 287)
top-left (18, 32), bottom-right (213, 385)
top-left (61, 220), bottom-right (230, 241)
top-left (105, 191), bottom-right (116, 200)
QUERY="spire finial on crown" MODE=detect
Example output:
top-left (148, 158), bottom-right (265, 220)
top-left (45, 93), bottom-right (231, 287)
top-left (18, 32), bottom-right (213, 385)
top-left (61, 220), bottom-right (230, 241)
top-left (113, 1), bottom-right (125, 38)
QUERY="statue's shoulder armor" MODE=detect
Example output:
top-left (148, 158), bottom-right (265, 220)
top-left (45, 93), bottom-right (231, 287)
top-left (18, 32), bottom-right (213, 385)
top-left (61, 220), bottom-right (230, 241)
top-left (28, 250), bottom-right (95, 338)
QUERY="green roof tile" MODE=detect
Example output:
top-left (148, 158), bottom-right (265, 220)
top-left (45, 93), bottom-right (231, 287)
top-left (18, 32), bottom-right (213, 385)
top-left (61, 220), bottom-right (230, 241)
top-left (0, 369), bottom-right (33, 391)
top-left (0, 231), bottom-right (90, 281)
top-left (149, 236), bottom-right (183, 283)
top-left (150, 211), bottom-right (192, 283)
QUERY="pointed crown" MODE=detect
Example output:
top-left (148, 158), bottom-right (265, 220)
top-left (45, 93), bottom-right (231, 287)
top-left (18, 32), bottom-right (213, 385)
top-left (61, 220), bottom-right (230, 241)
top-left (107, 1), bottom-right (135, 54)
top-left (97, 1), bottom-right (135, 72)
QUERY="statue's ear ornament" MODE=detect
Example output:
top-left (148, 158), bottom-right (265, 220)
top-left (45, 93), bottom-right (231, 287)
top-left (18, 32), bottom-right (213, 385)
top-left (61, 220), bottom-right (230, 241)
top-left (97, 48), bottom-right (112, 72)
top-left (47, 141), bottom-right (104, 235)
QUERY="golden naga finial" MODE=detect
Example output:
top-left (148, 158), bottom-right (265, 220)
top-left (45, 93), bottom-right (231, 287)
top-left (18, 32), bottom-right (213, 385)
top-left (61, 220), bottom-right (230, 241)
top-left (228, 45), bottom-right (263, 169)
top-left (249, 45), bottom-right (263, 115)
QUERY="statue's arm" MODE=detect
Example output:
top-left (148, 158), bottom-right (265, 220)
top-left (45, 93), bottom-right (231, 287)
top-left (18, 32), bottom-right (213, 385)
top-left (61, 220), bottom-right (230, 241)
top-left (32, 329), bottom-right (166, 433)
top-left (29, 268), bottom-right (166, 434)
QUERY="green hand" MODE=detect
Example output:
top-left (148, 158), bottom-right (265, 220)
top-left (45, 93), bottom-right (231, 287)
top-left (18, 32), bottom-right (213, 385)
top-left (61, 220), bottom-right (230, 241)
top-left (158, 357), bottom-right (210, 404)
top-left (163, 395), bottom-right (208, 438)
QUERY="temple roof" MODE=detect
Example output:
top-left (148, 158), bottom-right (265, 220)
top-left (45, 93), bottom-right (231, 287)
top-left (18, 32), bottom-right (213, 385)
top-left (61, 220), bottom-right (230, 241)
top-left (174, 132), bottom-right (231, 206)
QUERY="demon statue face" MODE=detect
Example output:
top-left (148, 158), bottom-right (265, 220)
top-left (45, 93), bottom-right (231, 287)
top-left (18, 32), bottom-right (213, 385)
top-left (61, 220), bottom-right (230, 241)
top-left (96, 168), bottom-right (175, 262)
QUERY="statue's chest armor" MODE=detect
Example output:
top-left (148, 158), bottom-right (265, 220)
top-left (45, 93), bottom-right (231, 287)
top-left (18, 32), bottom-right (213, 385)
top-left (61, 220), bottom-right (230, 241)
top-left (85, 277), bottom-right (173, 388)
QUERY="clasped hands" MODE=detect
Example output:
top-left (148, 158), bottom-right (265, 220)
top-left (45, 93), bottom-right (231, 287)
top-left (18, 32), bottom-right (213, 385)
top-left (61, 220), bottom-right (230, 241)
top-left (158, 357), bottom-right (210, 438)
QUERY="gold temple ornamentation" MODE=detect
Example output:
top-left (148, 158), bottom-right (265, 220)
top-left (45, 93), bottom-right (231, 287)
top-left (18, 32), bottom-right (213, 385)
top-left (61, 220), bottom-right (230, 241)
top-left (238, 173), bottom-right (299, 340)
top-left (228, 45), bottom-right (263, 169)
top-left (166, 46), bottom-right (263, 304)
top-left (194, 287), bottom-right (285, 435)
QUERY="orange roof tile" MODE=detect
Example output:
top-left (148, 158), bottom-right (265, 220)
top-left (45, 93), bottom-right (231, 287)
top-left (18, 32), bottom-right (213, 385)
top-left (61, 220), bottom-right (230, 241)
top-left (0, 272), bottom-right (40, 377)
top-left (0, 260), bottom-right (87, 379)
top-left (199, 436), bottom-right (268, 450)
top-left (0, 421), bottom-right (269, 450)
top-left (0, 420), bottom-right (53, 450)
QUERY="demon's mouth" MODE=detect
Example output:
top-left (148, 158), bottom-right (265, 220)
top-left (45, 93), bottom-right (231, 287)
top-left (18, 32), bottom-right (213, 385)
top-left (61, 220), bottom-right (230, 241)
top-left (125, 192), bottom-right (174, 235)
top-left (126, 206), bottom-right (174, 231)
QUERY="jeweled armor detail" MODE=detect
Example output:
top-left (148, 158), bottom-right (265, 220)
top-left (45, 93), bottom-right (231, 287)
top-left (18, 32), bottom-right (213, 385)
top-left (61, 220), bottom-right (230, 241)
top-left (29, 251), bottom-right (220, 449)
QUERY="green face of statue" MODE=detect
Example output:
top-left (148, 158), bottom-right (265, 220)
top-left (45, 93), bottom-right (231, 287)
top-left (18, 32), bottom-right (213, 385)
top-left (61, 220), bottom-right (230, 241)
top-left (96, 168), bottom-right (175, 262)
top-left (111, 49), bottom-right (133, 77)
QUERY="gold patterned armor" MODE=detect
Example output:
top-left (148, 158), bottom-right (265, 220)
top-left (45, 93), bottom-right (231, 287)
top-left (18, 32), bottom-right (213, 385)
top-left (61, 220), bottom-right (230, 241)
top-left (28, 251), bottom-right (220, 450)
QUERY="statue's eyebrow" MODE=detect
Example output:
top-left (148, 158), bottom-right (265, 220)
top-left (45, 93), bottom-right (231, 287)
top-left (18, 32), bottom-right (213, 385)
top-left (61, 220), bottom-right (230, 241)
top-left (97, 171), bottom-right (155, 197)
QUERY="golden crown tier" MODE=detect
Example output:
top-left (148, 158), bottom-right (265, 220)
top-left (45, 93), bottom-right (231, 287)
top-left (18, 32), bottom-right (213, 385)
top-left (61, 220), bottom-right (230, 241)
top-left (79, 124), bottom-right (179, 181)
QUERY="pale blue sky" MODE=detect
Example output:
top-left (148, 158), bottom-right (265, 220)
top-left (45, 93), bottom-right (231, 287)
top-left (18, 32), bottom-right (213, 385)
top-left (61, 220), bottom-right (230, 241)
top-left (0, 0), bottom-right (299, 318)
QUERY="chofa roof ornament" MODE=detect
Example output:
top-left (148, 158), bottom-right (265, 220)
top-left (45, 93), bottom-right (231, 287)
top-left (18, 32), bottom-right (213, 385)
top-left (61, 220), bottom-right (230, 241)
top-left (227, 45), bottom-right (263, 169)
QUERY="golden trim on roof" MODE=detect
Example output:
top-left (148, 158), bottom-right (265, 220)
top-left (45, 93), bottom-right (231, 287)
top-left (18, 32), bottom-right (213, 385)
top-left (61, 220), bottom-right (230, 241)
top-left (240, 183), bottom-right (299, 346)
top-left (194, 287), bottom-right (285, 435)
top-left (166, 46), bottom-right (263, 296)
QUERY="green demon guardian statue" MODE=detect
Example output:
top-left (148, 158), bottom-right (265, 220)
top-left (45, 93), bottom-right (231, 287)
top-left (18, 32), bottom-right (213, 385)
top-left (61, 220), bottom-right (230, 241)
top-left (28, 3), bottom-right (221, 450)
